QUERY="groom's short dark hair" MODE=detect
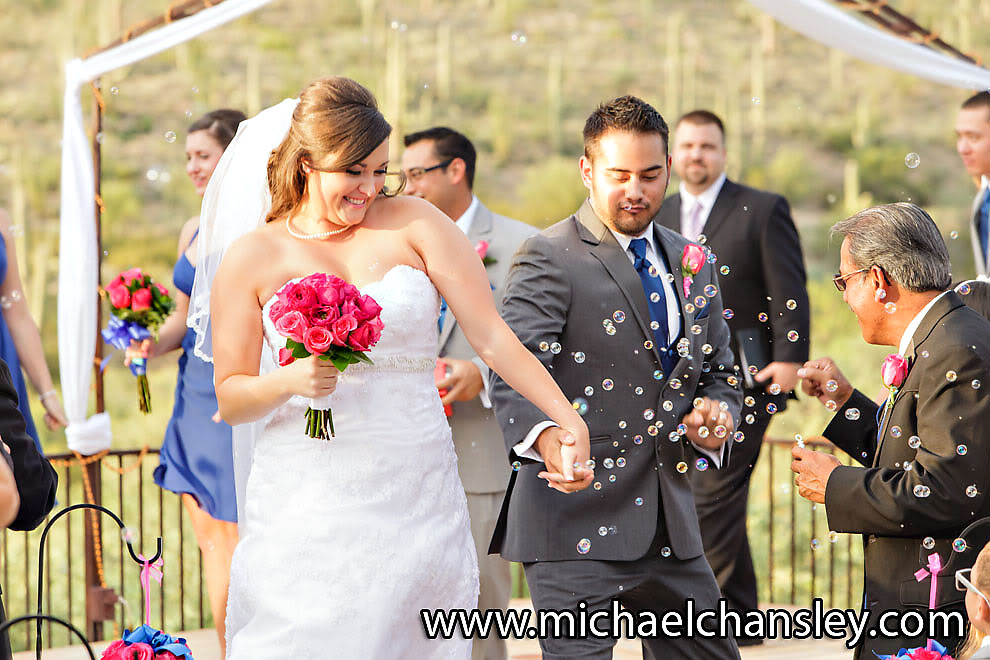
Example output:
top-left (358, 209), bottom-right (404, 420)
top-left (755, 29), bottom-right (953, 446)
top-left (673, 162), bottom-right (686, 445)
top-left (583, 96), bottom-right (669, 160)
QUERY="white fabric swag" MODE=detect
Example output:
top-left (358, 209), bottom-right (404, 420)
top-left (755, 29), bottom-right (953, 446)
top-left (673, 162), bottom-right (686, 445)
top-left (748, 0), bottom-right (990, 90)
top-left (57, 0), bottom-right (271, 455)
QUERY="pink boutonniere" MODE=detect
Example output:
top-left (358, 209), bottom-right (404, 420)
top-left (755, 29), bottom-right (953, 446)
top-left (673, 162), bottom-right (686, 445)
top-left (475, 240), bottom-right (497, 266)
top-left (880, 353), bottom-right (908, 411)
top-left (680, 244), bottom-right (705, 298)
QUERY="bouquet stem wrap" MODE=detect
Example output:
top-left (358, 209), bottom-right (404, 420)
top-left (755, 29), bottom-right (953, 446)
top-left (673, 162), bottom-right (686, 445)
top-left (307, 394), bottom-right (334, 438)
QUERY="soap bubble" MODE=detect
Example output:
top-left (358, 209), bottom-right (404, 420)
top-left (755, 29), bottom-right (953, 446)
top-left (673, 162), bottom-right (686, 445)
top-left (845, 408), bottom-right (860, 421)
top-left (904, 152), bottom-right (921, 168)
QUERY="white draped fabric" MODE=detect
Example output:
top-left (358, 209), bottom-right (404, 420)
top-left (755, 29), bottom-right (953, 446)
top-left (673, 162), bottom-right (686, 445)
top-left (57, 0), bottom-right (271, 455)
top-left (749, 0), bottom-right (990, 90)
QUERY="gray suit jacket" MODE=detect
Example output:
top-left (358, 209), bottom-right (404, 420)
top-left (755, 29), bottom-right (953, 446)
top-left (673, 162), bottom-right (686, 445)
top-left (441, 200), bottom-right (537, 494)
top-left (489, 200), bottom-right (742, 563)
top-left (969, 178), bottom-right (989, 279)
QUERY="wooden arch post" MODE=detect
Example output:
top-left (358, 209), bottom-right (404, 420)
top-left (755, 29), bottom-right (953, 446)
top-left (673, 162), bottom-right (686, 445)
top-left (76, 0), bottom-right (233, 642)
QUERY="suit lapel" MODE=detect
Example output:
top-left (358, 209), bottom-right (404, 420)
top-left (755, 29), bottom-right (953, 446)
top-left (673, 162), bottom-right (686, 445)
top-left (655, 225), bottom-right (690, 341)
top-left (697, 179), bottom-right (740, 243)
top-left (872, 292), bottom-right (964, 465)
top-left (658, 195), bottom-right (681, 233)
top-left (438, 201), bottom-right (494, 351)
top-left (579, 201), bottom-right (663, 366)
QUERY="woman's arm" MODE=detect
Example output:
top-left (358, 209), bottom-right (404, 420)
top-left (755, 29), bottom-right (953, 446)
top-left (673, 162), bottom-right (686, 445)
top-left (407, 200), bottom-right (589, 454)
top-left (0, 210), bottom-right (66, 428)
top-left (211, 234), bottom-right (339, 425)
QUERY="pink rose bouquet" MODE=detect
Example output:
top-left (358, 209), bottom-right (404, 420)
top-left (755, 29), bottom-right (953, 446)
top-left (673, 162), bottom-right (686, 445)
top-left (101, 268), bottom-right (176, 414)
top-left (680, 244), bottom-right (706, 298)
top-left (269, 273), bottom-right (384, 439)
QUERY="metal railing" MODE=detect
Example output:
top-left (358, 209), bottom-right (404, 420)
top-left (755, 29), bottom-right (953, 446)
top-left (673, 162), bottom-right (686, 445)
top-left (3, 439), bottom-right (863, 652)
top-left (2, 448), bottom-right (208, 653)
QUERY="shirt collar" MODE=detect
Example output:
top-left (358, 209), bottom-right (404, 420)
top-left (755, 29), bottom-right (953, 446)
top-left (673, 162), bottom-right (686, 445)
top-left (607, 222), bottom-right (657, 257)
top-left (454, 195), bottom-right (480, 236)
top-left (898, 291), bottom-right (949, 356)
top-left (679, 172), bottom-right (727, 213)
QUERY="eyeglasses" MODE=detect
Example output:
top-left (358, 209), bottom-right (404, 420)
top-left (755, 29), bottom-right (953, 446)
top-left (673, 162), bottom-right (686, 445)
top-left (956, 568), bottom-right (990, 609)
top-left (832, 267), bottom-right (871, 292)
top-left (403, 159), bottom-right (453, 182)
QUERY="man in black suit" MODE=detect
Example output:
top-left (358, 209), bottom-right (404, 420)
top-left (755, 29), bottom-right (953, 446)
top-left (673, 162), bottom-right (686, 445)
top-left (794, 203), bottom-right (990, 658)
top-left (0, 358), bottom-right (58, 658)
top-left (657, 110), bottom-right (810, 639)
top-left (490, 96), bottom-right (742, 659)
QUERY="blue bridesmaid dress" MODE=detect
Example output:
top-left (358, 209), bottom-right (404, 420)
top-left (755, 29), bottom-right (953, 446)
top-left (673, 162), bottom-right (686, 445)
top-left (0, 233), bottom-right (42, 452)
top-left (153, 237), bottom-right (237, 522)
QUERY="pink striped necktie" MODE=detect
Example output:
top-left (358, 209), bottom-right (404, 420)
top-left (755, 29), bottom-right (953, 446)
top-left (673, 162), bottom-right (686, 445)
top-left (685, 200), bottom-right (705, 241)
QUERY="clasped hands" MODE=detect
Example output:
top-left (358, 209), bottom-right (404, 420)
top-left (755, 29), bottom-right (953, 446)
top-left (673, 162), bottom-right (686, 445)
top-left (534, 396), bottom-right (734, 494)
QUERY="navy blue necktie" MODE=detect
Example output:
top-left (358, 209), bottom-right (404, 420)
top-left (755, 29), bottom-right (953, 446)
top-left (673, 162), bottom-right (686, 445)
top-left (629, 238), bottom-right (677, 376)
top-left (979, 188), bottom-right (990, 265)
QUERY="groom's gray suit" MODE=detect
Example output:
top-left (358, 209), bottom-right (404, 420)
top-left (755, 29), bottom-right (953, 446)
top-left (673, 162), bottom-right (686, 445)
top-left (489, 200), bottom-right (742, 659)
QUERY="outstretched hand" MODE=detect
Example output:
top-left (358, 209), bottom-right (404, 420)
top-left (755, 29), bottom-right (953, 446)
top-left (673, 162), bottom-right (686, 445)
top-left (534, 426), bottom-right (594, 494)
top-left (798, 357), bottom-right (853, 409)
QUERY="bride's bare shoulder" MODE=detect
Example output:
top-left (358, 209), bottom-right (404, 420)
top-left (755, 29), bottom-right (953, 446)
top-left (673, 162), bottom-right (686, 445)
top-left (221, 221), bottom-right (289, 273)
top-left (368, 195), bottom-right (448, 227)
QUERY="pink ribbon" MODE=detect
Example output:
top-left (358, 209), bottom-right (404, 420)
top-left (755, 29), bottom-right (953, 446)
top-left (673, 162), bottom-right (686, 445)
top-left (914, 552), bottom-right (942, 651)
top-left (138, 553), bottom-right (164, 626)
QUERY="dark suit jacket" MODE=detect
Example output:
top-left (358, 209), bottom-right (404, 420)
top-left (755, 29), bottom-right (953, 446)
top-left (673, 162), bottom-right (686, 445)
top-left (0, 360), bottom-right (56, 531)
top-left (489, 200), bottom-right (741, 563)
top-left (824, 292), bottom-right (990, 657)
top-left (0, 359), bottom-right (56, 660)
top-left (657, 179), bottom-right (810, 388)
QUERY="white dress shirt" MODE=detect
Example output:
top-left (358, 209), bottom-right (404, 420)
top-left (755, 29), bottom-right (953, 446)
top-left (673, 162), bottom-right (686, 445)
top-left (513, 222), bottom-right (722, 468)
top-left (454, 194), bottom-right (480, 236)
top-left (898, 291), bottom-right (949, 357)
top-left (679, 172), bottom-right (727, 237)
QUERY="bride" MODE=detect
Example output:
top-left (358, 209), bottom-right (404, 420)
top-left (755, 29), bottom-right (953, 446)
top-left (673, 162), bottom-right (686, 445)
top-left (191, 77), bottom-right (592, 658)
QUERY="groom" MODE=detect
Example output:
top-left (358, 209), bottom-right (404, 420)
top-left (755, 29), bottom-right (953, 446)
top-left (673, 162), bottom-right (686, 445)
top-left (490, 96), bottom-right (742, 659)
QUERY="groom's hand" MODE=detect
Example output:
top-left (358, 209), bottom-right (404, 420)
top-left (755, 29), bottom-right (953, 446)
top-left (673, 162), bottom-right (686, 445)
top-left (681, 397), bottom-right (734, 450)
top-left (436, 358), bottom-right (484, 404)
top-left (535, 427), bottom-right (594, 494)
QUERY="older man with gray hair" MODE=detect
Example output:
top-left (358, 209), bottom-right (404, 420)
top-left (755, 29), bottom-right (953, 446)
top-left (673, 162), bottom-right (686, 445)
top-left (793, 202), bottom-right (990, 658)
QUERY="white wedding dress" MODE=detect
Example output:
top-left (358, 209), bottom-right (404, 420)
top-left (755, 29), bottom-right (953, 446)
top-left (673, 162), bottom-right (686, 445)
top-left (225, 264), bottom-right (479, 659)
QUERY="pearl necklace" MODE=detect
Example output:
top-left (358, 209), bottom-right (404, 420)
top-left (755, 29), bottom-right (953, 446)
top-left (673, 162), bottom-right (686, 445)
top-left (285, 216), bottom-right (352, 240)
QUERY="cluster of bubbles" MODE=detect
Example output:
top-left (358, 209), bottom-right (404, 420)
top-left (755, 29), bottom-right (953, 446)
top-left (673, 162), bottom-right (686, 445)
top-left (0, 290), bottom-right (22, 310)
top-left (510, 30), bottom-right (528, 44)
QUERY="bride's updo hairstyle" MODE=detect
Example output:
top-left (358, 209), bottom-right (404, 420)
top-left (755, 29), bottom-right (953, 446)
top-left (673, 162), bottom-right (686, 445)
top-left (266, 77), bottom-right (400, 223)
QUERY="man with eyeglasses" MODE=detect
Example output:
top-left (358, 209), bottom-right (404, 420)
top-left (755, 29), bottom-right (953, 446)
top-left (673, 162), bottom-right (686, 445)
top-left (793, 202), bottom-right (990, 658)
top-left (401, 126), bottom-right (535, 660)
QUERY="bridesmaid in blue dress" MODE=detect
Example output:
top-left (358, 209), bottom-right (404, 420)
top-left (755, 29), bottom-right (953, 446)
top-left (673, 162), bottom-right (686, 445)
top-left (0, 208), bottom-right (67, 450)
top-left (141, 109), bottom-right (245, 655)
